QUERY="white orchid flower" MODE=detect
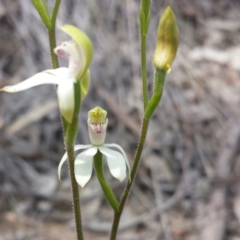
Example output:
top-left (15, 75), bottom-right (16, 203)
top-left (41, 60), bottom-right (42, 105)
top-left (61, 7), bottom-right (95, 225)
top-left (0, 25), bottom-right (93, 123)
top-left (58, 106), bottom-right (131, 188)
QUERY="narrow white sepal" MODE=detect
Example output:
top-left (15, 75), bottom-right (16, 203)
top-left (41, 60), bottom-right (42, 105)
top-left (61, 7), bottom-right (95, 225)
top-left (75, 147), bottom-right (98, 188)
top-left (0, 70), bottom-right (59, 92)
top-left (99, 146), bottom-right (126, 182)
top-left (74, 144), bottom-right (92, 151)
top-left (103, 143), bottom-right (131, 181)
top-left (57, 79), bottom-right (75, 123)
top-left (46, 67), bottom-right (72, 78)
top-left (58, 145), bottom-right (91, 182)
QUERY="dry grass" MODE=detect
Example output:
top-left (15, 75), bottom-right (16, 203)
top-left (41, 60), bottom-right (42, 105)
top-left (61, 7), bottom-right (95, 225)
top-left (1, 0), bottom-right (240, 239)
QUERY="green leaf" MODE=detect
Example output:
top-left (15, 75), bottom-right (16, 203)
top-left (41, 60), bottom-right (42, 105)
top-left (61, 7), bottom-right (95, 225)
top-left (32, 0), bottom-right (52, 29)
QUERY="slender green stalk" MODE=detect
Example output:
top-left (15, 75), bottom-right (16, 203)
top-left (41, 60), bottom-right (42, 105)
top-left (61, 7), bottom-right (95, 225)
top-left (94, 151), bottom-right (120, 212)
top-left (47, 0), bottom-right (67, 132)
top-left (110, 68), bottom-right (167, 239)
top-left (48, 29), bottom-right (83, 240)
top-left (32, 0), bottom-right (52, 29)
top-left (48, 28), bottom-right (68, 133)
top-left (153, 68), bottom-right (166, 94)
top-left (110, 118), bottom-right (149, 240)
top-left (110, 2), bottom-right (152, 238)
top-left (139, 0), bottom-right (152, 110)
top-left (46, 1), bottom-right (83, 238)
top-left (65, 81), bottom-right (84, 240)
top-left (48, 29), bottom-right (58, 68)
top-left (144, 68), bottom-right (167, 119)
top-left (141, 35), bottom-right (148, 110)
top-left (51, 0), bottom-right (61, 26)
top-left (65, 142), bottom-right (83, 239)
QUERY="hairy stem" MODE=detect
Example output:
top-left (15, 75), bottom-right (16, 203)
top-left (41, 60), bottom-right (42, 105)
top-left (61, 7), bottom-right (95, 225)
top-left (65, 82), bottom-right (83, 240)
top-left (139, 0), bottom-right (151, 111)
top-left (47, 7), bottom-right (83, 239)
top-left (110, 1), bottom-right (152, 238)
top-left (48, 28), bottom-right (69, 133)
top-left (141, 34), bottom-right (148, 110)
top-left (48, 29), bottom-right (58, 69)
top-left (110, 118), bottom-right (149, 240)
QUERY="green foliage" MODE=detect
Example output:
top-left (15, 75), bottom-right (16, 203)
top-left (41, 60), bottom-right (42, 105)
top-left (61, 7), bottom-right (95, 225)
top-left (32, 0), bottom-right (52, 29)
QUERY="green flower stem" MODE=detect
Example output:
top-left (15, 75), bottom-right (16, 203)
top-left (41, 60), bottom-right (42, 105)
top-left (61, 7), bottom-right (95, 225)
top-left (65, 142), bottom-right (83, 240)
top-left (144, 68), bottom-right (167, 119)
top-left (109, 2), bottom-right (152, 237)
top-left (139, 0), bottom-right (151, 110)
top-left (153, 68), bottom-right (167, 95)
top-left (141, 34), bottom-right (148, 110)
top-left (110, 2), bottom-right (153, 238)
top-left (110, 117), bottom-right (149, 240)
top-left (65, 81), bottom-right (84, 240)
top-left (94, 150), bottom-right (120, 212)
top-left (47, 0), bottom-right (68, 133)
top-left (48, 29), bottom-right (58, 68)
top-left (48, 28), bottom-right (68, 133)
top-left (45, 1), bottom-right (83, 238)
top-left (110, 68), bottom-right (167, 239)
top-left (32, 0), bottom-right (52, 29)
top-left (51, 0), bottom-right (61, 26)
top-left (48, 32), bottom-right (83, 240)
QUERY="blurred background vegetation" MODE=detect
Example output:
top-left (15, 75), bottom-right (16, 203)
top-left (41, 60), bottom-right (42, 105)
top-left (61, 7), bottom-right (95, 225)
top-left (1, 0), bottom-right (240, 239)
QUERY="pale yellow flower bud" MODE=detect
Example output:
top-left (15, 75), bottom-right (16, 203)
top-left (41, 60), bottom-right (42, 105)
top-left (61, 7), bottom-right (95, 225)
top-left (153, 6), bottom-right (179, 72)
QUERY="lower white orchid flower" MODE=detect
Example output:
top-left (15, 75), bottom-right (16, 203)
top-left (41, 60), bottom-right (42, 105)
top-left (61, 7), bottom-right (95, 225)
top-left (0, 25), bottom-right (93, 123)
top-left (58, 106), bottom-right (131, 188)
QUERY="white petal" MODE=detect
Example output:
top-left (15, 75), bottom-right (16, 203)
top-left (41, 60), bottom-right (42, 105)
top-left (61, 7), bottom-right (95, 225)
top-left (75, 147), bottom-right (98, 187)
top-left (57, 79), bottom-right (75, 123)
top-left (74, 144), bottom-right (92, 151)
top-left (58, 145), bottom-right (91, 181)
top-left (0, 69), bottom-right (62, 92)
top-left (99, 146), bottom-right (126, 182)
top-left (103, 143), bottom-right (131, 180)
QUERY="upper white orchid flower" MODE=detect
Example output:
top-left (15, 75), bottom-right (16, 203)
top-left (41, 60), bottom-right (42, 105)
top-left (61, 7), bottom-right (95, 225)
top-left (0, 25), bottom-right (93, 123)
top-left (58, 106), bottom-right (131, 188)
